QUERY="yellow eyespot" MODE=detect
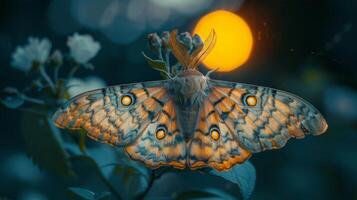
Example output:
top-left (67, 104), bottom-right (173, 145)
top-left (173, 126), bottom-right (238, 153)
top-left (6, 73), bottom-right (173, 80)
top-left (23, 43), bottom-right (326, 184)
top-left (246, 95), bottom-right (257, 106)
top-left (156, 129), bottom-right (166, 140)
top-left (211, 129), bottom-right (220, 141)
top-left (121, 95), bottom-right (133, 106)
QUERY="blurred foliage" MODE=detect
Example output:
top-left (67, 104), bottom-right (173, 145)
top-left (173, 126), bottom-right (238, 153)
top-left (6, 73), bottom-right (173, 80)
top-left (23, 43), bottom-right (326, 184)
top-left (68, 187), bottom-right (111, 200)
top-left (21, 110), bottom-right (73, 177)
top-left (210, 161), bottom-right (256, 200)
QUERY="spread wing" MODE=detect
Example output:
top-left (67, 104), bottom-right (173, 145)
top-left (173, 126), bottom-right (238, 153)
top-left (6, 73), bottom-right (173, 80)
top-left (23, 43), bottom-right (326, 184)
top-left (187, 97), bottom-right (252, 171)
top-left (188, 79), bottom-right (328, 171)
top-left (52, 80), bottom-right (186, 169)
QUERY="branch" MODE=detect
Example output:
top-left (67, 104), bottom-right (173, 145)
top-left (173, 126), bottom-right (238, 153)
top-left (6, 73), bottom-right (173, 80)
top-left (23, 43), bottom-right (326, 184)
top-left (97, 171), bottom-right (123, 200)
top-left (20, 94), bottom-right (46, 105)
top-left (165, 51), bottom-right (171, 74)
top-left (68, 65), bottom-right (80, 79)
top-left (134, 167), bottom-right (170, 199)
top-left (39, 66), bottom-right (56, 93)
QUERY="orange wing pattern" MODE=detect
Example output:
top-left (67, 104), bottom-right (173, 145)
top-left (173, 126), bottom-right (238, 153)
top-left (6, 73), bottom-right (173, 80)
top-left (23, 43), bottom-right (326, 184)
top-left (211, 80), bottom-right (327, 152)
top-left (187, 98), bottom-right (252, 171)
top-left (126, 99), bottom-right (186, 169)
top-left (52, 80), bottom-right (186, 169)
top-left (53, 78), bottom-right (328, 171)
top-left (187, 79), bottom-right (327, 171)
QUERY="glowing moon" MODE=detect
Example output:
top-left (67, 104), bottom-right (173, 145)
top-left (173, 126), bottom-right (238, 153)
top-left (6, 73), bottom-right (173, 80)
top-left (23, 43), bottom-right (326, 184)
top-left (193, 10), bottom-right (253, 72)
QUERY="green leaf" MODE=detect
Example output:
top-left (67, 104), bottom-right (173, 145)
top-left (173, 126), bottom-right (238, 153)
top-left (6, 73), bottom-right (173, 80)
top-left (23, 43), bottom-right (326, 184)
top-left (173, 188), bottom-right (237, 200)
top-left (110, 163), bottom-right (148, 198)
top-left (68, 189), bottom-right (110, 200)
top-left (141, 52), bottom-right (166, 72)
top-left (95, 192), bottom-right (111, 200)
top-left (84, 63), bottom-right (94, 70)
top-left (0, 96), bottom-right (24, 109)
top-left (114, 165), bottom-right (140, 184)
top-left (69, 155), bottom-right (103, 176)
top-left (1, 87), bottom-right (24, 109)
top-left (68, 187), bottom-right (96, 200)
top-left (69, 155), bottom-right (122, 200)
top-left (173, 190), bottom-right (220, 200)
top-left (171, 62), bottom-right (182, 77)
top-left (204, 188), bottom-right (238, 199)
top-left (21, 111), bottom-right (74, 177)
top-left (209, 161), bottom-right (256, 200)
top-left (78, 130), bottom-right (87, 153)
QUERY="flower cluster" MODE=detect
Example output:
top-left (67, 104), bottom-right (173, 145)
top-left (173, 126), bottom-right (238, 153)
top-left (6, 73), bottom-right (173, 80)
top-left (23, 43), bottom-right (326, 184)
top-left (2, 33), bottom-right (103, 110)
top-left (67, 33), bottom-right (101, 65)
top-left (11, 37), bottom-right (52, 72)
top-left (67, 76), bottom-right (106, 97)
top-left (11, 33), bottom-right (101, 72)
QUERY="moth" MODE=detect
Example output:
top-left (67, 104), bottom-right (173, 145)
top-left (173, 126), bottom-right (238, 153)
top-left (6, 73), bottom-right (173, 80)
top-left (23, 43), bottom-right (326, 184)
top-left (53, 30), bottom-right (328, 171)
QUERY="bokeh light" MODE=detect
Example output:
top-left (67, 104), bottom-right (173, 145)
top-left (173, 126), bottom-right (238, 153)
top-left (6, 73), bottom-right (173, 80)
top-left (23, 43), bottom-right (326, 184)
top-left (193, 10), bottom-right (253, 72)
top-left (61, 0), bottom-right (243, 44)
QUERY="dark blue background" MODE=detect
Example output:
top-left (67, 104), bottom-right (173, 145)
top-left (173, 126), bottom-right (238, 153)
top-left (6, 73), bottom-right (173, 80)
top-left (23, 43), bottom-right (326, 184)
top-left (0, 0), bottom-right (356, 199)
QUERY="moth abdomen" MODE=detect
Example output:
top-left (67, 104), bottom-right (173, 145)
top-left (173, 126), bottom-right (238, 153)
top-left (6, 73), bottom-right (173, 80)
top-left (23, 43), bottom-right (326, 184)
top-left (176, 106), bottom-right (200, 142)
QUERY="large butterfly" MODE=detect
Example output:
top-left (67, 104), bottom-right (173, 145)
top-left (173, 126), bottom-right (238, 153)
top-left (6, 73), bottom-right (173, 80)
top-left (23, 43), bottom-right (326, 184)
top-left (53, 30), bottom-right (328, 171)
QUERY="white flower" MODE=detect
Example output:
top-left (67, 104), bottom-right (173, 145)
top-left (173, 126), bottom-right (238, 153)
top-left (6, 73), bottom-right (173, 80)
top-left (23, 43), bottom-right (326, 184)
top-left (67, 33), bottom-right (101, 64)
top-left (67, 76), bottom-right (106, 97)
top-left (11, 37), bottom-right (52, 72)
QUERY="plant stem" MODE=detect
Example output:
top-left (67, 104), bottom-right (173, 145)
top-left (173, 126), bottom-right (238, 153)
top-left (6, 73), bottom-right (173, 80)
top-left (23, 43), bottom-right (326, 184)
top-left (158, 48), bottom-right (163, 61)
top-left (135, 168), bottom-right (170, 199)
top-left (68, 65), bottom-right (80, 78)
top-left (18, 108), bottom-right (48, 116)
top-left (97, 170), bottom-right (123, 200)
top-left (165, 51), bottom-right (170, 74)
top-left (20, 94), bottom-right (45, 105)
top-left (135, 170), bottom-right (155, 200)
top-left (54, 66), bottom-right (60, 83)
top-left (39, 66), bottom-right (56, 93)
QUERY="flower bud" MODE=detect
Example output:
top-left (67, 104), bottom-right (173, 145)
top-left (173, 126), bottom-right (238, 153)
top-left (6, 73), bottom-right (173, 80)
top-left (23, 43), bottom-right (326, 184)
top-left (11, 37), bottom-right (52, 72)
top-left (67, 33), bottom-right (101, 64)
top-left (147, 33), bottom-right (162, 51)
top-left (192, 34), bottom-right (204, 51)
top-left (32, 79), bottom-right (44, 89)
top-left (49, 50), bottom-right (63, 67)
top-left (161, 31), bottom-right (171, 51)
top-left (179, 32), bottom-right (193, 50)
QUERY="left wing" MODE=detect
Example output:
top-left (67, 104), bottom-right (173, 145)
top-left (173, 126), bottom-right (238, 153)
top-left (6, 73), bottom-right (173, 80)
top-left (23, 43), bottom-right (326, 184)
top-left (52, 80), bottom-right (186, 169)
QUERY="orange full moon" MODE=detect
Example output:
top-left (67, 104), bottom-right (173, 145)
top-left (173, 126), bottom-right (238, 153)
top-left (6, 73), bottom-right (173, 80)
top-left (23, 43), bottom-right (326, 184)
top-left (193, 10), bottom-right (253, 72)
